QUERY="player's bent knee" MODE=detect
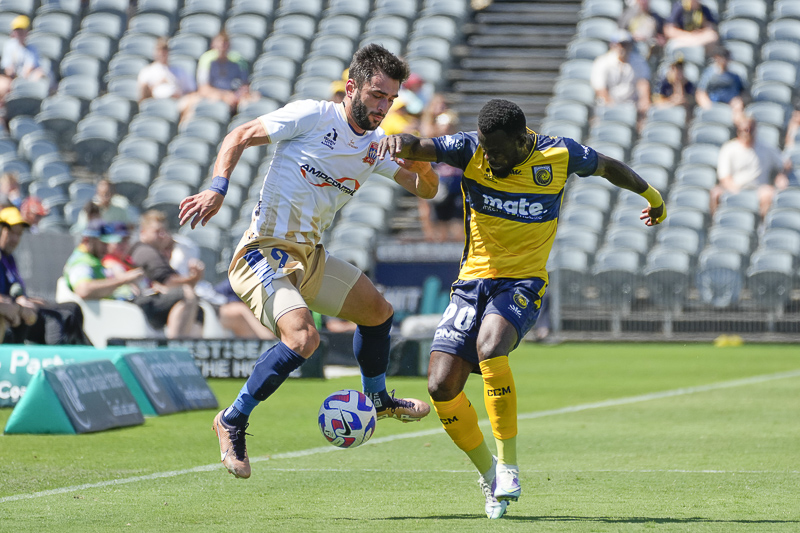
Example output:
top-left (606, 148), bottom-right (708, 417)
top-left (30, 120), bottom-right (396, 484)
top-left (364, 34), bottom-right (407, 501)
top-left (428, 379), bottom-right (461, 403)
top-left (282, 326), bottom-right (320, 358)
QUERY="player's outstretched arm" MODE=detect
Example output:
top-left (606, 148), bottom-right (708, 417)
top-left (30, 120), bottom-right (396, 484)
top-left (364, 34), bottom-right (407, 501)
top-left (179, 119), bottom-right (270, 229)
top-left (378, 134), bottom-right (440, 199)
top-left (594, 153), bottom-right (667, 226)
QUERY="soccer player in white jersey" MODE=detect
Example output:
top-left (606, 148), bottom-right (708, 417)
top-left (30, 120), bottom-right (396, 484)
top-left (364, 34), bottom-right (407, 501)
top-left (179, 44), bottom-right (439, 479)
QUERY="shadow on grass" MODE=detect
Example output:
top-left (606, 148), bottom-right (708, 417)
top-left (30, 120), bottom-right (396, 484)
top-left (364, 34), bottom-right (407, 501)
top-left (381, 516), bottom-right (800, 524)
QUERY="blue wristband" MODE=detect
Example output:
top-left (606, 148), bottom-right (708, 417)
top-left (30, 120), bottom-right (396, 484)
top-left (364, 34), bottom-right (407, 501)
top-left (209, 176), bottom-right (229, 196)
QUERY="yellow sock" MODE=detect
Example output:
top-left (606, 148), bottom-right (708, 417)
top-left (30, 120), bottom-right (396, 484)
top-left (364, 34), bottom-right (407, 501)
top-left (431, 392), bottom-right (494, 474)
top-left (480, 356), bottom-right (518, 463)
top-left (496, 435), bottom-right (517, 465)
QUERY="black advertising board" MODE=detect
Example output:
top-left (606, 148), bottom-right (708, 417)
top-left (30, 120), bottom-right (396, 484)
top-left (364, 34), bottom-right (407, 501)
top-left (44, 360), bottom-right (144, 434)
top-left (122, 350), bottom-right (218, 415)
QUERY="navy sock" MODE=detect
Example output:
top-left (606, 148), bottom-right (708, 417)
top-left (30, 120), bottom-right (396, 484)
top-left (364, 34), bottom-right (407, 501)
top-left (354, 315), bottom-right (393, 409)
top-left (222, 341), bottom-right (306, 426)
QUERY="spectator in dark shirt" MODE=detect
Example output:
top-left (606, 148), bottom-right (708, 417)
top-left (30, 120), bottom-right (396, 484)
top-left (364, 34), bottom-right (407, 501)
top-left (654, 56), bottom-right (695, 110)
top-left (664, 0), bottom-right (718, 48)
top-left (696, 46), bottom-right (746, 115)
top-left (128, 210), bottom-right (203, 338)
top-left (0, 207), bottom-right (90, 344)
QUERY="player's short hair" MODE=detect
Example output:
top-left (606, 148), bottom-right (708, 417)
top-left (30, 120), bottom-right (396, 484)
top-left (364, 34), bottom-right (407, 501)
top-left (349, 44), bottom-right (410, 88)
top-left (477, 99), bottom-right (527, 137)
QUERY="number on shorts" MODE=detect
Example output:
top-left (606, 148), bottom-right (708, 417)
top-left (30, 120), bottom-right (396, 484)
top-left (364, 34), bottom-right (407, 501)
top-left (437, 302), bottom-right (476, 331)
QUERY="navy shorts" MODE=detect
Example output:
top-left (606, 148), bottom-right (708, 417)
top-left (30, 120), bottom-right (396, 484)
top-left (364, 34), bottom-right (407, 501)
top-left (430, 277), bottom-right (547, 365)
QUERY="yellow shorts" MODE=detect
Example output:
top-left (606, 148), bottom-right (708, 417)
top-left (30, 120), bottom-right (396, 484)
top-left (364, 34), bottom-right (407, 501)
top-left (228, 235), bottom-right (361, 333)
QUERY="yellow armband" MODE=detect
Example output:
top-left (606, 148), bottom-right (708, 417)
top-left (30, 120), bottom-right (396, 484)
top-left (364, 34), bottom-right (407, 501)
top-left (640, 185), bottom-right (663, 207)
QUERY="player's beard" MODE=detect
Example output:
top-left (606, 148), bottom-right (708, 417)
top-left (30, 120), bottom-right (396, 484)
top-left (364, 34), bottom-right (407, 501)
top-left (351, 91), bottom-right (379, 131)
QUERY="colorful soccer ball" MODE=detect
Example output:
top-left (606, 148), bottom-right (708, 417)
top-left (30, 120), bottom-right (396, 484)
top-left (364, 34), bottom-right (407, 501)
top-left (318, 389), bottom-right (377, 449)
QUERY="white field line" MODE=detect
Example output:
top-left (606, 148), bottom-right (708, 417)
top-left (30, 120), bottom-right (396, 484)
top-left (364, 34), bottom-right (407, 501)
top-left (2, 368), bottom-right (799, 504)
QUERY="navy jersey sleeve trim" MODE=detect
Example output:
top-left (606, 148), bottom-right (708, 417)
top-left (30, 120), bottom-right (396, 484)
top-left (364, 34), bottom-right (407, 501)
top-left (433, 131), bottom-right (479, 170)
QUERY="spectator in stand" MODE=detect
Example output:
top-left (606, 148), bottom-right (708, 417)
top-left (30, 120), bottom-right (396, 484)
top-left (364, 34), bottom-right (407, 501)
top-left (696, 47), bottom-right (745, 115)
top-left (418, 111), bottom-right (464, 243)
top-left (380, 97), bottom-right (420, 135)
top-left (0, 15), bottom-right (49, 106)
top-left (20, 196), bottom-right (49, 230)
top-left (0, 172), bottom-right (23, 209)
top-left (0, 206), bottom-right (90, 344)
top-left (653, 55), bottom-right (695, 110)
top-left (329, 80), bottom-right (346, 103)
top-left (618, 0), bottom-right (666, 59)
top-left (196, 31), bottom-right (259, 113)
top-left (128, 210), bottom-right (203, 338)
top-left (137, 37), bottom-right (200, 122)
top-left (664, 0), bottom-right (718, 48)
top-left (711, 115), bottom-right (792, 217)
top-left (398, 73), bottom-right (432, 115)
top-left (73, 179), bottom-right (133, 236)
top-left (590, 30), bottom-right (651, 117)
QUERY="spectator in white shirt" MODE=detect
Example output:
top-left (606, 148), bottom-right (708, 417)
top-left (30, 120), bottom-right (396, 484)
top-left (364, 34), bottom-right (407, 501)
top-left (711, 115), bottom-right (791, 217)
top-left (590, 29), bottom-right (651, 117)
top-left (137, 37), bottom-right (200, 122)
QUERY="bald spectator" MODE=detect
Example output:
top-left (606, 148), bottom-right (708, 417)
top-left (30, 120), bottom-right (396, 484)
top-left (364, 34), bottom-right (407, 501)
top-left (711, 115), bottom-right (791, 217)
top-left (664, 0), bottom-right (718, 48)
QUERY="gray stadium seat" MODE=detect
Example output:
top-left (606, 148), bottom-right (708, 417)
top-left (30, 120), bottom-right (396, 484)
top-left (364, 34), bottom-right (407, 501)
top-left (720, 190), bottom-right (760, 214)
top-left (226, 14), bottom-right (268, 40)
top-left (81, 12), bottom-right (124, 39)
top-left (325, 0), bottom-right (370, 18)
top-left (157, 156), bottom-right (204, 188)
top-left (318, 15), bottom-right (362, 40)
top-left (773, 189), bottom-right (800, 210)
top-left (760, 40), bottom-right (800, 63)
top-left (411, 15), bottom-right (458, 41)
top-left (273, 14), bottom-right (317, 39)
top-left (687, 123), bottom-right (731, 147)
top-left (680, 144), bottom-right (720, 168)
top-left (4, 78), bottom-right (48, 120)
top-left (696, 247), bottom-right (744, 308)
top-left (262, 34), bottom-right (307, 62)
top-left (251, 76), bottom-right (293, 103)
top-left (674, 163), bottom-right (716, 190)
top-left (549, 247), bottom-right (589, 305)
top-left (643, 247), bottom-right (691, 310)
top-left (639, 122), bottom-right (682, 150)
top-left (109, 157), bottom-right (153, 206)
top-left (669, 185), bottom-right (711, 215)
top-left (552, 79), bottom-right (594, 105)
top-left (747, 250), bottom-right (794, 309)
top-left (118, 136), bottom-right (162, 169)
top-left (713, 206), bottom-right (757, 233)
top-left (708, 227), bottom-right (751, 256)
top-left (656, 226), bottom-right (701, 257)
top-left (576, 17), bottom-right (619, 41)
top-left (767, 18), bottom-right (800, 44)
top-left (70, 31), bottom-right (113, 62)
top-left (591, 248), bottom-right (641, 308)
top-left (169, 33), bottom-right (209, 59)
top-left (179, 14), bottom-right (223, 39)
top-left (631, 143), bottom-right (676, 171)
top-left (253, 54), bottom-right (298, 80)
top-left (277, 0), bottom-right (324, 19)
top-left (765, 208), bottom-right (800, 232)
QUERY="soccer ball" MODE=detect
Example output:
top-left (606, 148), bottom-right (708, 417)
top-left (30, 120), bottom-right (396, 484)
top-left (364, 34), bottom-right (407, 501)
top-left (318, 389), bottom-right (377, 449)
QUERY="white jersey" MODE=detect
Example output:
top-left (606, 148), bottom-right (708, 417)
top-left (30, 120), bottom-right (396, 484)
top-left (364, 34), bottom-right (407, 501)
top-left (250, 99), bottom-right (401, 244)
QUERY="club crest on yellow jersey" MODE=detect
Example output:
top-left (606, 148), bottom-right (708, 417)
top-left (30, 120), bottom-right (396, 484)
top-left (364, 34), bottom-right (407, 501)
top-left (533, 165), bottom-right (553, 186)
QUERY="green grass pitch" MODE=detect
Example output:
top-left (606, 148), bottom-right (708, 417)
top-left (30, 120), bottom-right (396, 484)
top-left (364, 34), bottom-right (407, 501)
top-left (1, 343), bottom-right (799, 532)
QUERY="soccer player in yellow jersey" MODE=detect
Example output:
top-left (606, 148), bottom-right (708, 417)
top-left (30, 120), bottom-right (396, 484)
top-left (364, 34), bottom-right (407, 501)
top-left (377, 99), bottom-right (666, 519)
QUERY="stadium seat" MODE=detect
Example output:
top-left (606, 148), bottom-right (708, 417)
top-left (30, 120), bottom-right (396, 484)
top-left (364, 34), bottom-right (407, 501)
top-left (720, 190), bottom-right (760, 214)
top-left (139, 98), bottom-right (180, 126)
top-left (119, 32), bottom-right (158, 60)
top-left (411, 15), bottom-right (458, 41)
top-left (604, 226), bottom-right (650, 255)
top-left (108, 157), bottom-right (153, 206)
top-left (680, 144), bottom-right (720, 168)
top-left (117, 136), bottom-right (161, 169)
top-left (755, 60), bottom-right (797, 87)
top-left (81, 12), bottom-right (124, 39)
top-left (718, 18), bottom-right (761, 45)
top-left (693, 103), bottom-right (734, 127)
top-left (273, 14), bottom-right (317, 39)
top-left (69, 31), bottom-right (114, 62)
top-left (539, 120), bottom-right (583, 143)
top-left (18, 134), bottom-right (59, 164)
top-left (293, 76), bottom-right (336, 100)
top-left (9, 116), bottom-right (43, 141)
top-left (765, 208), bottom-right (800, 232)
top-left (760, 228), bottom-right (800, 261)
top-left (639, 122), bottom-right (683, 150)
top-left (251, 76), bottom-right (293, 103)
top-left (253, 54), bottom-right (298, 81)
top-left (567, 38), bottom-right (608, 61)
top-left (406, 36), bottom-right (452, 65)
top-left (773, 188), bottom-right (800, 210)
top-left (767, 18), bottom-right (800, 44)
top-left (552, 79), bottom-right (594, 105)
top-left (591, 248), bottom-right (641, 309)
top-left (658, 206), bottom-right (705, 235)
top-left (589, 121), bottom-right (633, 149)
top-left (696, 247), bottom-right (744, 308)
top-left (32, 12), bottom-right (75, 41)
top-left (325, 0), bottom-right (370, 18)
top-left (179, 14), bottom-right (223, 39)
top-left (749, 81), bottom-right (792, 106)
top-left (646, 105), bottom-right (687, 128)
top-left (339, 204), bottom-right (387, 231)
top-left (25, 31), bottom-right (65, 63)
top-left (746, 250), bottom-right (794, 309)
top-left (544, 99), bottom-right (589, 127)
top-left (687, 123), bottom-right (731, 147)
top-left (744, 102), bottom-right (789, 130)
top-left (143, 181), bottom-right (193, 229)
top-left (566, 183), bottom-right (612, 212)
top-left (549, 246), bottom-right (589, 305)
top-left (262, 34), bottom-right (307, 62)
top-left (318, 15), bottom-right (362, 40)
top-left (168, 32), bottom-right (209, 60)
top-left (656, 226), bottom-right (701, 258)
top-left (157, 157), bottom-right (204, 188)
top-left (236, 98), bottom-right (280, 120)
top-left (326, 242), bottom-right (374, 274)
top-left (167, 136), bottom-right (211, 165)
top-left (73, 117), bottom-right (120, 173)
top-left (760, 40), bottom-right (800, 64)
top-left (673, 163), bottom-right (716, 190)
top-left (714, 206), bottom-right (757, 233)
top-left (137, 0), bottom-right (180, 18)
top-left (181, 0), bottom-right (226, 18)
top-left (4, 78), bottom-right (48, 120)
top-left (580, 0), bottom-right (624, 20)
top-left (330, 221), bottom-right (378, 250)
top-left (36, 94), bottom-right (81, 150)
top-left (723, 40), bottom-right (756, 69)
top-left (107, 77), bottom-right (140, 102)
top-left (576, 16), bottom-right (619, 41)
top-left (643, 247), bottom-right (691, 310)
top-left (773, 0), bottom-right (800, 21)
top-left (226, 14), bottom-right (268, 40)
top-left (89, 93), bottom-right (134, 126)
top-left (301, 56), bottom-right (347, 80)
top-left (631, 143), bottom-right (676, 171)
top-left (668, 185), bottom-right (711, 215)
top-left (725, 0), bottom-right (768, 22)
top-left (707, 226), bottom-right (751, 256)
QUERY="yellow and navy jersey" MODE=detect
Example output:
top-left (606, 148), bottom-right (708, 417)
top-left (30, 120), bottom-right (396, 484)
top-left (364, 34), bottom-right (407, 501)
top-left (432, 130), bottom-right (598, 282)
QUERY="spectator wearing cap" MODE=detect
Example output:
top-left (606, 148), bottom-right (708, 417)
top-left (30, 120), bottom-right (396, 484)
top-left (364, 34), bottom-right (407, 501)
top-left (0, 15), bottom-right (49, 105)
top-left (696, 46), bottom-right (745, 114)
top-left (128, 210), bottom-right (203, 338)
top-left (137, 37), bottom-right (201, 122)
top-left (664, 0), bottom-right (718, 48)
top-left (19, 196), bottom-right (49, 232)
top-left (654, 55), bottom-right (695, 110)
top-left (590, 29), bottom-right (652, 115)
top-left (0, 206), bottom-right (90, 344)
top-left (329, 80), bottom-right (346, 103)
top-left (196, 31), bottom-right (259, 113)
top-left (398, 73), bottom-right (432, 115)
